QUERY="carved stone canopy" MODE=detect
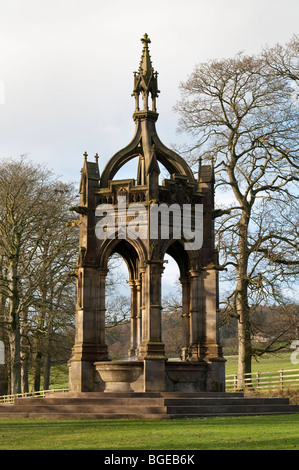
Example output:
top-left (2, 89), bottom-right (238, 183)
top-left (99, 34), bottom-right (195, 189)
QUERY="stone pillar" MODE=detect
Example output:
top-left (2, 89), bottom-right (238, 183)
top-left (201, 267), bottom-right (225, 391)
top-left (140, 261), bottom-right (166, 392)
top-left (180, 276), bottom-right (190, 361)
top-left (189, 269), bottom-right (203, 361)
top-left (141, 262), bottom-right (165, 358)
top-left (97, 267), bottom-right (109, 356)
top-left (202, 269), bottom-right (219, 347)
top-left (68, 266), bottom-right (110, 392)
top-left (202, 268), bottom-right (224, 358)
top-left (135, 276), bottom-right (142, 353)
top-left (128, 279), bottom-right (138, 358)
top-left (140, 267), bottom-right (148, 356)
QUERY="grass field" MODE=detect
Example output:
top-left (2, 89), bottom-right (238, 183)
top-left (0, 415), bottom-right (299, 450)
top-left (1, 351), bottom-right (298, 451)
top-left (225, 351), bottom-right (298, 376)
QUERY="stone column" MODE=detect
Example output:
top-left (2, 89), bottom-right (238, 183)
top-left (189, 269), bottom-right (203, 361)
top-left (201, 267), bottom-right (224, 359)
top-left (140, 261), bottom-right (166, 392)
top-left (201, 266), bottom-right (225, 391)
top-left (180, 276), bottom-right (190, 361)
top-left (135, 277), bottom-right (142, 353)
top-left (128, 279), bottom-right (138, 358)
top-left (97, 267), bottom-right (109, 357)
top-left (68, 266), bottom-right (110, 392)
top-left (141, 262), bottom-right (165, 357)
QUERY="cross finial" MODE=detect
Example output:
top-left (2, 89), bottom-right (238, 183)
top-left (83, 151), bottom-right (88, 161)
top-left (141, 33), bottom-right (151, 46)
top-left (138, 33), bottom-right (154, 79)
top-left (132, 33), bottom-right (159, 116)
top-left (95, 153), bottom-right (99, 164)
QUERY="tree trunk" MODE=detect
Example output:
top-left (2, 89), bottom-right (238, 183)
top-left (236, 213), bottom-right (252, 389)
top-left (21, 356), bottom-right (29, 394)
top-left (8, 329), bottom-right (21, 394)
top-left (43, 351), bottom-right (51, 390)
top-left (20, 306), bottom-right (29, 393)
top-left (8, 268), bottom-right (21, 394)
top-left (33, 351), bottom-right (42, 392)
top-left (32, 302), bottom-right (46, 392)
top-left (43, 311), bottom-right (54, 390)
top-left (237, 301), bottom-right (252, 389)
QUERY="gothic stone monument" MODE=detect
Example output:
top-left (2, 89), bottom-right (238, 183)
top-left (68, 34), bottom-right (226, 393)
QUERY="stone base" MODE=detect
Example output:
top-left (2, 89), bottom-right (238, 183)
top-left (81, 358), bottom-right (226, 393)
top-left (205, 358), bottom-right (226, 392)
top-left (68, 360), bottom-right (105, 392)
top-left (144, 359), bottom-right (166, 392)
top-left (165, 361), bottom-right (206, 392)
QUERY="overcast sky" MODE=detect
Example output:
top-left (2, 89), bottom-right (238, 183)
top-left (0, 0), bottom-right (298, 185)
top-left (0, 0), bottom-right (298, 294)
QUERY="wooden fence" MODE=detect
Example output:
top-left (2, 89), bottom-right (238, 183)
top-left (1, 369), bottom-right (299, 402)
top-left (226, 368), bottom-right (299, 391)
top-left (0, 387), bottom-right (69, 404)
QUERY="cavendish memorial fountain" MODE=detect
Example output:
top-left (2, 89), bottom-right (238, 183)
top-left (68, 34), bottom-right (226, 394)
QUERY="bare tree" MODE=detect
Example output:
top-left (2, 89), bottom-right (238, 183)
top-left (0, 156), bottom-right (78, 393)
top-left (29, 183), bottom-right (78, 391)
top-left (175, 42), bottom-right (299, 387)
top-left (263, 35), bottom-right (299, 87)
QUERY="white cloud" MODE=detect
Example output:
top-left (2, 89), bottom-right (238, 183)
top-left (0, 0), bottom-right (298, 182)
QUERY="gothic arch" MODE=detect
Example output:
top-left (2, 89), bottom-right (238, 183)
top-left (162, 239), bottom-right (188, 278)
top-left (99, 118), bottom-right (195, 189)
top-left (96, 237), bottom-right (146, 279)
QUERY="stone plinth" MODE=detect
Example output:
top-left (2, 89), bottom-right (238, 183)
top-left (165, 362), bottom-right (207, 392)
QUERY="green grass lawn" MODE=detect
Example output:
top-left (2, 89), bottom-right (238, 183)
top-left (0, 415), bottom-right (299, 450)
top-left (224, 351), bottom-right (298, 375)
top-left (1, 352), bottom-right (298, 451)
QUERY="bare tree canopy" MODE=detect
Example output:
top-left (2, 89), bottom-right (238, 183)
top-left (0, 155), bottom-right (78, 394)
top-left (175, 37), bottom-right (299, 386)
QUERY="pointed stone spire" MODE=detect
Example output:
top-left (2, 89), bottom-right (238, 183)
top-left (100, 34), bottom-right (196, 189)
top-left (132, 33), bottom-right (160, 115)
top-left (139, 33), bottom-right (154, 85)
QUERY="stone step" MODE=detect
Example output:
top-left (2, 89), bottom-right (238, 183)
top-left (46, 392), bottom-right (244, 399)
top-left (167, 404), bottom-right (299, 414)
top-left (3, 404), bottom-right (298, 415)
top-left (0, 412), bottom-right (173, 419)
top-left (0, 404), bottom-right (168, 414)
top-left (1, 403), bottom-right (297, 415)
top-left (0, 392), bottom-right (298, 419)
top-left (0, 407), bottom-right (299, 419)
top-left (164, 397), bottom-right (290, 406)
top-left (14, 397), bottom-right (166, 406)
top-left (13, 396), bottom-right (289, 407)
